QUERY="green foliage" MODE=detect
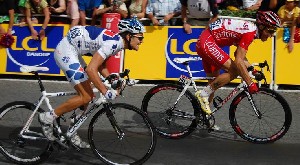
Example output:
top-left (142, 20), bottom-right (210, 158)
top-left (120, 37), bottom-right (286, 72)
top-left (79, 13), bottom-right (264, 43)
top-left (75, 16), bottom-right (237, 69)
top-left (220, 10), bottom-right (256, 19)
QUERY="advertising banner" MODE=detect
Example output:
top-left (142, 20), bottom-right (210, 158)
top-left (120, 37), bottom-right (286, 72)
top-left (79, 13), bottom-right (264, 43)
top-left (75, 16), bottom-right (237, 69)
top-left (274, 28), bottom-right (300, 85)
top-left (6, 26), bottom-right (64, 74)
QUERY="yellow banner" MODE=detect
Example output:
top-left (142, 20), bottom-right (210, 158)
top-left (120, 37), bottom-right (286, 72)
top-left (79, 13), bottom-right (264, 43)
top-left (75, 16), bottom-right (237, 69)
top-left (0, 24), bottom-right (299, 85)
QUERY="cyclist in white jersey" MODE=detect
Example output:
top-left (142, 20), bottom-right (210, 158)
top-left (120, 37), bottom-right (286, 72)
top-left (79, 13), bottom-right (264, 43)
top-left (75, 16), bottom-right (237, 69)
top-left (195, 11), bottom-right (281, 115)
top-left (39, 17), bottom-right (145, 147)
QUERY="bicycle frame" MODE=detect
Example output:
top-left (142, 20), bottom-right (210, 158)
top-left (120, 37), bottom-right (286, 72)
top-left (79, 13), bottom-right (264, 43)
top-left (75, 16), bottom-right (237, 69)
top-left (19, 79), bottom-right (104, 141)
top-left (175, 58), bottom-right (262, 118)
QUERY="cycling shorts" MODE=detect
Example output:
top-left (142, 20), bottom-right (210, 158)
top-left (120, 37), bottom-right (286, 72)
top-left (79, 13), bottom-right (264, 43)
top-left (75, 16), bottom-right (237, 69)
top-left (196, 29), bottom-right (230, 73)
top-left (54, 37), bottom-right (88, 86)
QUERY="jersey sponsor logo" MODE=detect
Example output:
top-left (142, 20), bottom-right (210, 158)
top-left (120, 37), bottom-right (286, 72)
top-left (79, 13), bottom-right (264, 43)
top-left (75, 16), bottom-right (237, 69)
top-left (204, 41), bottom-right (225, 62)
top-left (213, 30), bottom-right (238, 39)
top-left (6, 26), bottom-right (63, 74)
top-left (66, 63), bottom-right (85, 81)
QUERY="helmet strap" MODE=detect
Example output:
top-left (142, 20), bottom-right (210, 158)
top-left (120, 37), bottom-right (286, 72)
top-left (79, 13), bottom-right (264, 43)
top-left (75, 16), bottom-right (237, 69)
top-left (257, 24), bottom-right (265, 38)
top-left (126, 34), bottom-right (133, 50)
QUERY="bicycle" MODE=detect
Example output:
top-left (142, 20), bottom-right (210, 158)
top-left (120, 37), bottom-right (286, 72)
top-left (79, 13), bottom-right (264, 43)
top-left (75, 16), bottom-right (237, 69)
top-left (0, 66), bottom-right (157, 165)
top-left (141, 58), bottom-right (292, 144)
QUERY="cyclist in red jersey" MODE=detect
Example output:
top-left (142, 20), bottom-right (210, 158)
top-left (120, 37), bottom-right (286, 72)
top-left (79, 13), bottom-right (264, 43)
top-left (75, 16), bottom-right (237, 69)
top-left (195, 11), bottom-right (281, 115)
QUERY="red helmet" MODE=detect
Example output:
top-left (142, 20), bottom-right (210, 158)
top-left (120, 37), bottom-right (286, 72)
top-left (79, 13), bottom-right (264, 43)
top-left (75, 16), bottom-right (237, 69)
top-left (256, 11), bottom-right (281, 28)
top-left (0, 33), bottom-right (15, 48)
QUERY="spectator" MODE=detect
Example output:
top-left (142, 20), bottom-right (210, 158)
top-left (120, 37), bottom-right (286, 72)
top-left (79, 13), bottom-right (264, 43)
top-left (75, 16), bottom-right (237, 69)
top-left (78, 0), bottom-right (102, 26)
top-left (0, 0), bottom-right (16, 35)
top-left (48, 0), bottom-right (66, 15)
top-left (0, 25), bottom-right (5, 35)
top-left (128, 0), bottom-right (147, 19)
top-left (181, 0), bottom-right (219, 34)
top-left (66, 0), bottom-right (80, 28)
top-left (96, 0), bottom-right (129, 20)
top-left (25, 0), bottom-right (50, 40)
top-left (278, 0), bottom-right (300, 53)
top-left (240, 0), bottom-right (262, 10)
top-left (146, 0), bottom-right (181, 26)
top-left (259, 0), bottom-right (285, 12)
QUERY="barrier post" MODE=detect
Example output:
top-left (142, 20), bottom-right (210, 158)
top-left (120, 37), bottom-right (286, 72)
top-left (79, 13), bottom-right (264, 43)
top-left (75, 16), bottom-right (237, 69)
top-left (101, 13), bottom-right (123, 73)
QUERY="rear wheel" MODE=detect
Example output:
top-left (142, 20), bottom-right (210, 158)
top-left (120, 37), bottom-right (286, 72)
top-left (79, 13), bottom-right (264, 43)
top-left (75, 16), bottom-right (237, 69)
top-left (229, 88), bottom-right (292, 144)
top-left (141, 83), bottom-right (201, 139)
top-left (0, 101), bottom-right (52, 164)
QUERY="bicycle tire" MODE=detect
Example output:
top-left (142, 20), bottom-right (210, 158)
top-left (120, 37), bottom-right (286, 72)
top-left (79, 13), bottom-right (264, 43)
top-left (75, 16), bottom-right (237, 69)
top-left (229, 88), bottom-right (292, 144)
top-left (0, 101), bottom-right (53, 164)
top-left (88, 103), bottom-right (156, 165)
top-left (141, 83), bottom-right (201, 139)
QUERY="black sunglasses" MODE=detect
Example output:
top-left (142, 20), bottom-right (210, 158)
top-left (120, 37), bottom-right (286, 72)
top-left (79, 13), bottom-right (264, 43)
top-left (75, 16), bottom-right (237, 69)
top-left (132, 35), bottom-right (144, 41)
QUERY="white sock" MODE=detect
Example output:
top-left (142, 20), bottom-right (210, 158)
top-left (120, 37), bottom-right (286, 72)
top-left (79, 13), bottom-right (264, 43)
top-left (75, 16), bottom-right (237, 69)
top-left (200, 85), bottom-right (214, 97)
top-left (44, 111), bottom-right (58, 124)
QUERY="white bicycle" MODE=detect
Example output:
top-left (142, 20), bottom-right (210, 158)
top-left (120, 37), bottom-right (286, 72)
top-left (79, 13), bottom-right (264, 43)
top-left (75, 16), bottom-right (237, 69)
top-left (0, 66), bottom-right (156, 165)
top-left (142, 58), bottom-right (292, 144)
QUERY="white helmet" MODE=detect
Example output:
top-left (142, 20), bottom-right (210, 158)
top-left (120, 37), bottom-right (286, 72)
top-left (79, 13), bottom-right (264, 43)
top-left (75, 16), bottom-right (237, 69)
top-left (118, 17), bottom-right (145, 34)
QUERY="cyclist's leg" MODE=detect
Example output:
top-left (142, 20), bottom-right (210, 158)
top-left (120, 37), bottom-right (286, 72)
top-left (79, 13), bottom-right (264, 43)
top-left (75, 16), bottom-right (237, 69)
top-left (39, 38), bottom-right (94, 141)
top-left (195, 29), bottom-right (230, 114)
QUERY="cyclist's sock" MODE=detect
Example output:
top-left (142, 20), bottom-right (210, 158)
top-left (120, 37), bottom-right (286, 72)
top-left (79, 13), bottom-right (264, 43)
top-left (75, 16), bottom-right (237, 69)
top-left (43, 111), bottom-right (58, 124)
top-left (201, 85), bottom-right (214, 97)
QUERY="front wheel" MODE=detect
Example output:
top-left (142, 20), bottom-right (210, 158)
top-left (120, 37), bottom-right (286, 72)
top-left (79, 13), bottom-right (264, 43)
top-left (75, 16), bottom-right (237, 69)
top-left (229, 88), bottom-right (292, 144)
top-left (88, 103), bottom-right (156, 165)
top-left (141, 83), bottom-right (201, 139)
top-left (0, 101), bottom-right (52, 164)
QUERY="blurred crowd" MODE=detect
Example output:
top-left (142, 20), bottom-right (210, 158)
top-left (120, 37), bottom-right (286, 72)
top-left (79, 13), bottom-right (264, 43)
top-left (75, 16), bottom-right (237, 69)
top-left (0, 0), bottom-right (300, 51)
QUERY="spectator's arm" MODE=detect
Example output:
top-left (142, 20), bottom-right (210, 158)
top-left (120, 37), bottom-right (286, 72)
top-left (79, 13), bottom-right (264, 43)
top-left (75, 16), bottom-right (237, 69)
top-left (25, 8), bottom-right (38, 40)
top-left (91, 8), bottom-right (98, 26)
top-left (269, 0), bottom-right (278, 10)
top-left (245, 0), bottom-right (262, 11)
top-left (53, 0), bottom-right (66, 13)
top-left (147, 13), bottom-right (159, 25)
top-left (132, 0), bottom-right (147, 19)
top-left (96, 5), bottom-right (113, 15)
top-left (8, 9), bottom-right (14, 35)
top-left (113, 3), bottom-right (128, 19)
top-left (80, 10), bottom-right (87, 25)
top-left (287, 20), bottom-right (297, 53)
top-left (39, 7), bottom-right (50, 40)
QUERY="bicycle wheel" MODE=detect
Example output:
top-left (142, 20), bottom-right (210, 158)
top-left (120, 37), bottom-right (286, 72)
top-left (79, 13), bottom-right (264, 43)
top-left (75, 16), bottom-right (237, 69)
top-left (141, 83), bottom-right (201, 139)
top-left (88, 103), bottom-right (156, 165)
top-left (0, 101), bottom-right (52, 164)
top-left (229, 88), bottom-right (292, 144)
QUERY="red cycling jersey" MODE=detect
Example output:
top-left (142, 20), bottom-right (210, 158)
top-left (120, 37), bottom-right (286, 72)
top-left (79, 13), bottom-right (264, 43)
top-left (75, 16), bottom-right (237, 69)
top-left (196, 18), bottom-right (257, 73)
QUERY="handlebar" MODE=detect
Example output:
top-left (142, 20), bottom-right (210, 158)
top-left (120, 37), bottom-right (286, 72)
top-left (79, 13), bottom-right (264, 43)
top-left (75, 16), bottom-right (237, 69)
top-left (103, 69), bottom-right (133, 95)
top-left (247, 60), bottom-right (270, 84)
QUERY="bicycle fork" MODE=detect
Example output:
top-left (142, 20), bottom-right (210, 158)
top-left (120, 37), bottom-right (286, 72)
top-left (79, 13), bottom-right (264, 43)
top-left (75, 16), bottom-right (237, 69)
top-left (245, 90), bottom-right (262, 119)
top-left (104, 103), bottom-right (125, 140)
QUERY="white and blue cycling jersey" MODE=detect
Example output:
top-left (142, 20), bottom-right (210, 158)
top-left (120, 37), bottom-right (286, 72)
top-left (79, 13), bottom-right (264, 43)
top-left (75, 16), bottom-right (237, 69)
top-left (66, 25), bottom-right (123, 60)
top-left (54, 26), bottom-right (124, 86)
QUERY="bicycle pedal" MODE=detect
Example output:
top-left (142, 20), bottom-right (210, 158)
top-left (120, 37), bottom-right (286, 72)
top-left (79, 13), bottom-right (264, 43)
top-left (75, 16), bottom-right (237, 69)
top-left (213, 96), bottom-right (223, 108)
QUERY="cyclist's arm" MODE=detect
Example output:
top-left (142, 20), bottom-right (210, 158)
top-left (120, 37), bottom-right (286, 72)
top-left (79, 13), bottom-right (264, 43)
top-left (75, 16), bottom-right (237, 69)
top-left (86, 52), bottom-right (108, 95)
top-left (98, 61), bottom-right (110, 78)
top-left (234, 46), bottom-right (252, 86)
top-left (243, 57), bottom-right (251, 69)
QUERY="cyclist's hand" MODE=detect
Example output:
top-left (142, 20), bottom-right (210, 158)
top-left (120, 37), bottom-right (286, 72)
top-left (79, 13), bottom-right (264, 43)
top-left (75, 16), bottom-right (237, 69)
top-left (248, 82), bottom-right (259, 94)
top-left (104, 89), bottom-right (118, 100)
top-left (106, 73), bottom-right (119, 83)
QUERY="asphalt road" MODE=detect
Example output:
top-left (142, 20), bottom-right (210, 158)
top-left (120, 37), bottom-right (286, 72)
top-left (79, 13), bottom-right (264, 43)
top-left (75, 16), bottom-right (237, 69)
top-left (0, 79), bottom-right (300, 165)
